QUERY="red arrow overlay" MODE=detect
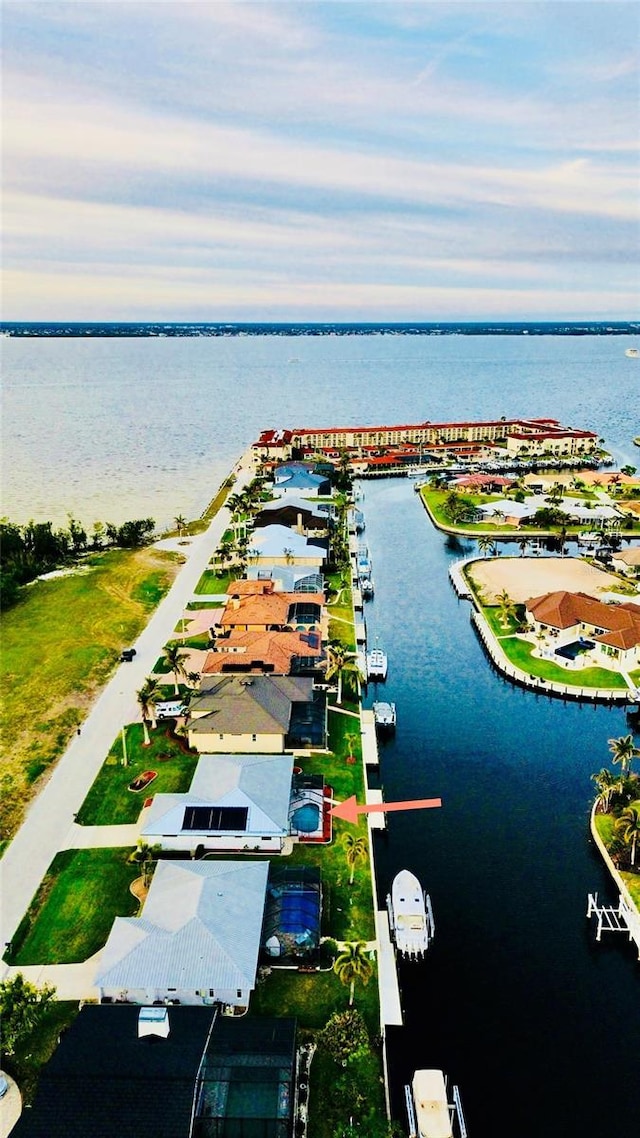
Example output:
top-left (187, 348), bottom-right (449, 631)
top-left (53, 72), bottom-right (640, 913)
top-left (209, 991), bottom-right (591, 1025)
top-left (331, 794), bottom-right (442, 825)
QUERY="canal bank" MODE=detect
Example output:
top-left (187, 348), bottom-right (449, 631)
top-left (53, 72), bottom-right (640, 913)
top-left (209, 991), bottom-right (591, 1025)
top-left (358, 476), bottom-right (639, 1138)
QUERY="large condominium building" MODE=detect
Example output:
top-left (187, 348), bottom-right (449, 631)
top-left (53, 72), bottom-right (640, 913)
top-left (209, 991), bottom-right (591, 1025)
top-left (253, 417), bottom-right (598, 461)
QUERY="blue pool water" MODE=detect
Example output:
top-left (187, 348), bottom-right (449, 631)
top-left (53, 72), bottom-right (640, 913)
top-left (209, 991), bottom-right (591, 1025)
top-left (555, 639), bottom-right (595, 660)
top-left (291, 803), bottom-right (320, 832)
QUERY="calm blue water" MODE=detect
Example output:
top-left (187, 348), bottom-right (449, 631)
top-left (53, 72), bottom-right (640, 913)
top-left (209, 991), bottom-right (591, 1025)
top-left (361, 478), bottom-right (639, 1136)
top-left (2, 333), bottom-right (639, 1133)
top-left (1, 333), bottom-right (637, 526)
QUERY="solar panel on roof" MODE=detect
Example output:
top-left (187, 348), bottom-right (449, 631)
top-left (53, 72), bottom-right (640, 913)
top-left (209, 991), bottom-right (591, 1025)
top-left (182, 806), bottom-right (248, 832)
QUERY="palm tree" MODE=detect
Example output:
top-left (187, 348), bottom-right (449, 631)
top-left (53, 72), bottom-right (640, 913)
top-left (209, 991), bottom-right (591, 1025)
top-left (591, 768), bottom-right (618, 813)
top-left (345, 731), bottom-right (359, 765)
top-left (136, 678), bottom-right (160, 744)
top-left (326, 641), bottom-right (362, 704)
top-left (518, 536), bottom-right (529, 557)
top-left (163, 644), bottom-right (189, 695)
top-left (333, 941), bottom-right (373, 1006)
top-left (608, 734), bottom-right (640, 777)
top-left (128, 840), bottom-right (158, 889)
top-left (478, 534), bottom-right (496, 558)
top-left (615, 804), bottom-right (640, 866)
top-left (174, 514), bottom-right (187, 538)
top-left (283, 547), bottom-right (294, 565)
top-left (343, 833), bottom-right (368, 885)
top-left (495, 589), bottom-right (517, 629)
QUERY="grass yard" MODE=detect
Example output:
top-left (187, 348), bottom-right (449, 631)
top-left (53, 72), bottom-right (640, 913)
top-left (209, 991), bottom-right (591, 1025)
top-left (5, 848), bottom-right (141, 965)
top-left (76, 722), bottom-right (199, 825)
top-left (0, 547), bottom-right (181, 842)
top-left (594, 812), bottom-right (640, 908)
top-left (497, 635), bottom-right (629, 689)
top-left (193, 569), bottom-right (234, 595)
top-left (252, 963), bottom-right (379, 1034)
top-left (483, 604), bottom-right (526, 638)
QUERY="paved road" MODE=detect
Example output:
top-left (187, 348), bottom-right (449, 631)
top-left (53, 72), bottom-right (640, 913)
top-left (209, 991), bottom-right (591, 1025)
top-left (0, 459), bottom-right (253, 965)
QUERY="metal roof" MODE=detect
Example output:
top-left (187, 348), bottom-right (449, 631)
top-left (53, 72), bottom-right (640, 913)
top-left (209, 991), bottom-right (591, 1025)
top-left (95, 860), bottom-right (269, 992)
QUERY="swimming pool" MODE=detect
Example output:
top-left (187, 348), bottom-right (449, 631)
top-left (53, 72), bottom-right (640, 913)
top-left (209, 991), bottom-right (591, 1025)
top-left (555, 639), bottom-right (594, 661)
top-left (291, 802), bottom-right (320, 832)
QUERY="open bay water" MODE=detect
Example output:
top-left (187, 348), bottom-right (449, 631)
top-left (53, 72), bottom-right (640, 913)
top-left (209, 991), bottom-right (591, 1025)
top-left (2, 331), bottom-right (639, 1132)
top-left (1, 332), bottom-right (637, 526)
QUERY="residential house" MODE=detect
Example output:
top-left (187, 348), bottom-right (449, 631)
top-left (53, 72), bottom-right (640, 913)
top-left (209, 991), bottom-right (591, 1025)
top-left (525, 591), bottom-right (640, 671)
top-left (140, 753), bottom-right (294, 853)
top-left (12, 1005), bottom-right (297, 1138)
top-left (202, 627), bottom-right (324, 677)
top-left (95, 860), bottom-right (269, 1009)
top-left (254, 495), bottom-right (331, 535)
top-left (611, 547), bottom-right (640, 576)
top-left (246, 523), bottom-right (328, 566)
top-left (186, 674), bottom-right (325, 752)
top-left (271, 461), bottom-right (331, 496)
top-left (219, 587), bottom-right (324, 635)
top-left (245, 563), bottom-right (325, 593)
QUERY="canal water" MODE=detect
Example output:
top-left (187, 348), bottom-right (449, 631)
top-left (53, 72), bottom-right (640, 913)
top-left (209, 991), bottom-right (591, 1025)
top-left (361, 477), bottom-right (640, 1137)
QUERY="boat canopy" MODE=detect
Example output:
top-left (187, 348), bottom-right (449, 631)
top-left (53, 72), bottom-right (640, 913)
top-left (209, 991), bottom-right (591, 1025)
top-left (412, 1070), bottom-right (452, 1138)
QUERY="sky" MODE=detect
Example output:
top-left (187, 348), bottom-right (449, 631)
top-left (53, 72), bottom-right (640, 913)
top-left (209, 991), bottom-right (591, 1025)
top-left (2, 0), bottom-right (639, 321)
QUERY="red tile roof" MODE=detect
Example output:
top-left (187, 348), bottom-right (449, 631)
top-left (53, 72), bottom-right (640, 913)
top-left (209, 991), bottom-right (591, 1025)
top-left (526, 591), bottom-right (640, 650)
top-left (202, 629), bottom-right (323, 674)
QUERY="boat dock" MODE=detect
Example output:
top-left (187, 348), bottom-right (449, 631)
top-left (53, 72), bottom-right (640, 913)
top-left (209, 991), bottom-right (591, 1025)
top-left (374, 908), bottom-right (403, 1026)
top-left (587, 892), bottom-right (640, 959)
top-left (448, 558), bottom-right (473, 599)
top-left (361, 708), bottom-right (379, 767)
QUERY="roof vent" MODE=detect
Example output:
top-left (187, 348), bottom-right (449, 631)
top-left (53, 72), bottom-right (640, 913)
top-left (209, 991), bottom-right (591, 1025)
top-left (138, 1006), bottom-right (170, 1040)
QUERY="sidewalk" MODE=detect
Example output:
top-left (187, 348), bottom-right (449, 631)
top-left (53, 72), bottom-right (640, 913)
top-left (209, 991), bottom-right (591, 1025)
top-left (0, 462), bottom-right (253, 964)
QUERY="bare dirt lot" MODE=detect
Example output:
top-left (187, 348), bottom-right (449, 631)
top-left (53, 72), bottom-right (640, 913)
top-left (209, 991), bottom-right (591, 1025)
top-left (467, 556), bottom-right (621, 604)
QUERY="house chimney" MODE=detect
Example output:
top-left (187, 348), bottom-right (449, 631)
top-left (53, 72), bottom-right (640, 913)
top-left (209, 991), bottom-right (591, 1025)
top-left (138, 1006), bottom-right (170, 1040)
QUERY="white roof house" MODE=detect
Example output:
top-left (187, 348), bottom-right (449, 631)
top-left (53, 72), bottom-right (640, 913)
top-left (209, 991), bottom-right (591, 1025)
top-left (140, 753), bottom-right (294, 852)
top-left (95, 860), bottom-right (270, 1009)
top-left (246, 524), bottom-right (327, 566)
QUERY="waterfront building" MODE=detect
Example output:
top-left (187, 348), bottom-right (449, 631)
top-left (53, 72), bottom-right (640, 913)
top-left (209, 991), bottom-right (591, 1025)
top-left (140, 753), bottom-right (294, 854)
top-left (95, 860), bottom-right (270, 1009)
top-left (525, 591), bottom-right (640, 671)
top-left (186, 674), bottom-right (326, 752)
top-left (253, 416), bottom-right (599, 465)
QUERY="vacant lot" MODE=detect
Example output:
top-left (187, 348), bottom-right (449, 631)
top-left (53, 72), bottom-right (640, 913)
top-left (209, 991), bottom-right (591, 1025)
top-left (0, 547), bottom-right (180, 842)
top-left (467, 555), bottom-right (620, 605)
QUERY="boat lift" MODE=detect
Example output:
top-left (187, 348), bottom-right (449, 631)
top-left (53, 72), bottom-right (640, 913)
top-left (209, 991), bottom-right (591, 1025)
top-left (586, 892), bottom-right (640, 959)
top-left (405, 1076), bottom-right (468, 1138)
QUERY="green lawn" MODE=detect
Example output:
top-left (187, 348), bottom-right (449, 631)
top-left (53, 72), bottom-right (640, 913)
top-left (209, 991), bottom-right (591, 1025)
top-left (594, 813), bottom-right (640, 908)
top-left (0, 546), bottom-right (180, 842)
top-left (76, 722), bottom-right (199, 825)
top-left (193, 569), bottom-right (234, 595)
top-left (483, 604), bottom-right (526, 638)
top-left (496, 635), bottom-right (629, 689)
top-left (5, 848), bottom-right (141, 965)
top-left (252, 962), bottom-right (379, 1033)
top-left (185, 600), bottom-right (225, 610)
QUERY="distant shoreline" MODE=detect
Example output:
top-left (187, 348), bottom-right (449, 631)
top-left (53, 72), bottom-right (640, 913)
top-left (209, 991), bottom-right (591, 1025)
top-left (2, 320), bottom-right (639, 338)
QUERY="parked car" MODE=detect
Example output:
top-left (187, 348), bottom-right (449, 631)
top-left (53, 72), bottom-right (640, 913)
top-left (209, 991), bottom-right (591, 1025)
top-left (120, 648), bottom-right (137, 662)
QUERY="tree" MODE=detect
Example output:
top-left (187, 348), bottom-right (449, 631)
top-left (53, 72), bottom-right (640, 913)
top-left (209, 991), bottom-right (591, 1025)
top-left (621, 465), bottom-right (637, 478)
top-left (591, 767), bottom-right (618, 813)
top-left (174, 514), bottom-right (187, 537)
top-left (333, 941), bottom-right (373, 1006)
top-left (343, 833), bottom-right (368, 885)
top-left (326, 641), bottom-right (362, 705)
top-left (0, 973), bottom-right (56, 1056)
top-left (615, 804), bottom-right (640, 866)
top-left (608, 734), bottom-right (640, 777)
top-left (163, 644), bottom-right (189, 695)
top-left (137, 677), bottom-right (160, 743)
top-left (518, 536), bottom-right (529, 557)
top-left (478, 534), bottom-right (496, 557)
top-left (128, 840), bottom-right (159, 888)
top-left (319, 1008), bottom-right (369, 1064)
top-left (495, 589), bottom-right (517, 629)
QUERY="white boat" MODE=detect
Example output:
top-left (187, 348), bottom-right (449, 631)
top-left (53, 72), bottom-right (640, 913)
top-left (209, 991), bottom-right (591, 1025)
top-left (373, 700), bottom-right (396, 730)
top-left (625, 347), bottom-right (639, 358)
top-left (361, 577), bottom-right (375, 599)
top-left (367, 646), bottom-right (388, 681)
top-left (405, 1069), bottom-right (467, 1138)
top-left (387, 869), bottom-right (434, 958)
